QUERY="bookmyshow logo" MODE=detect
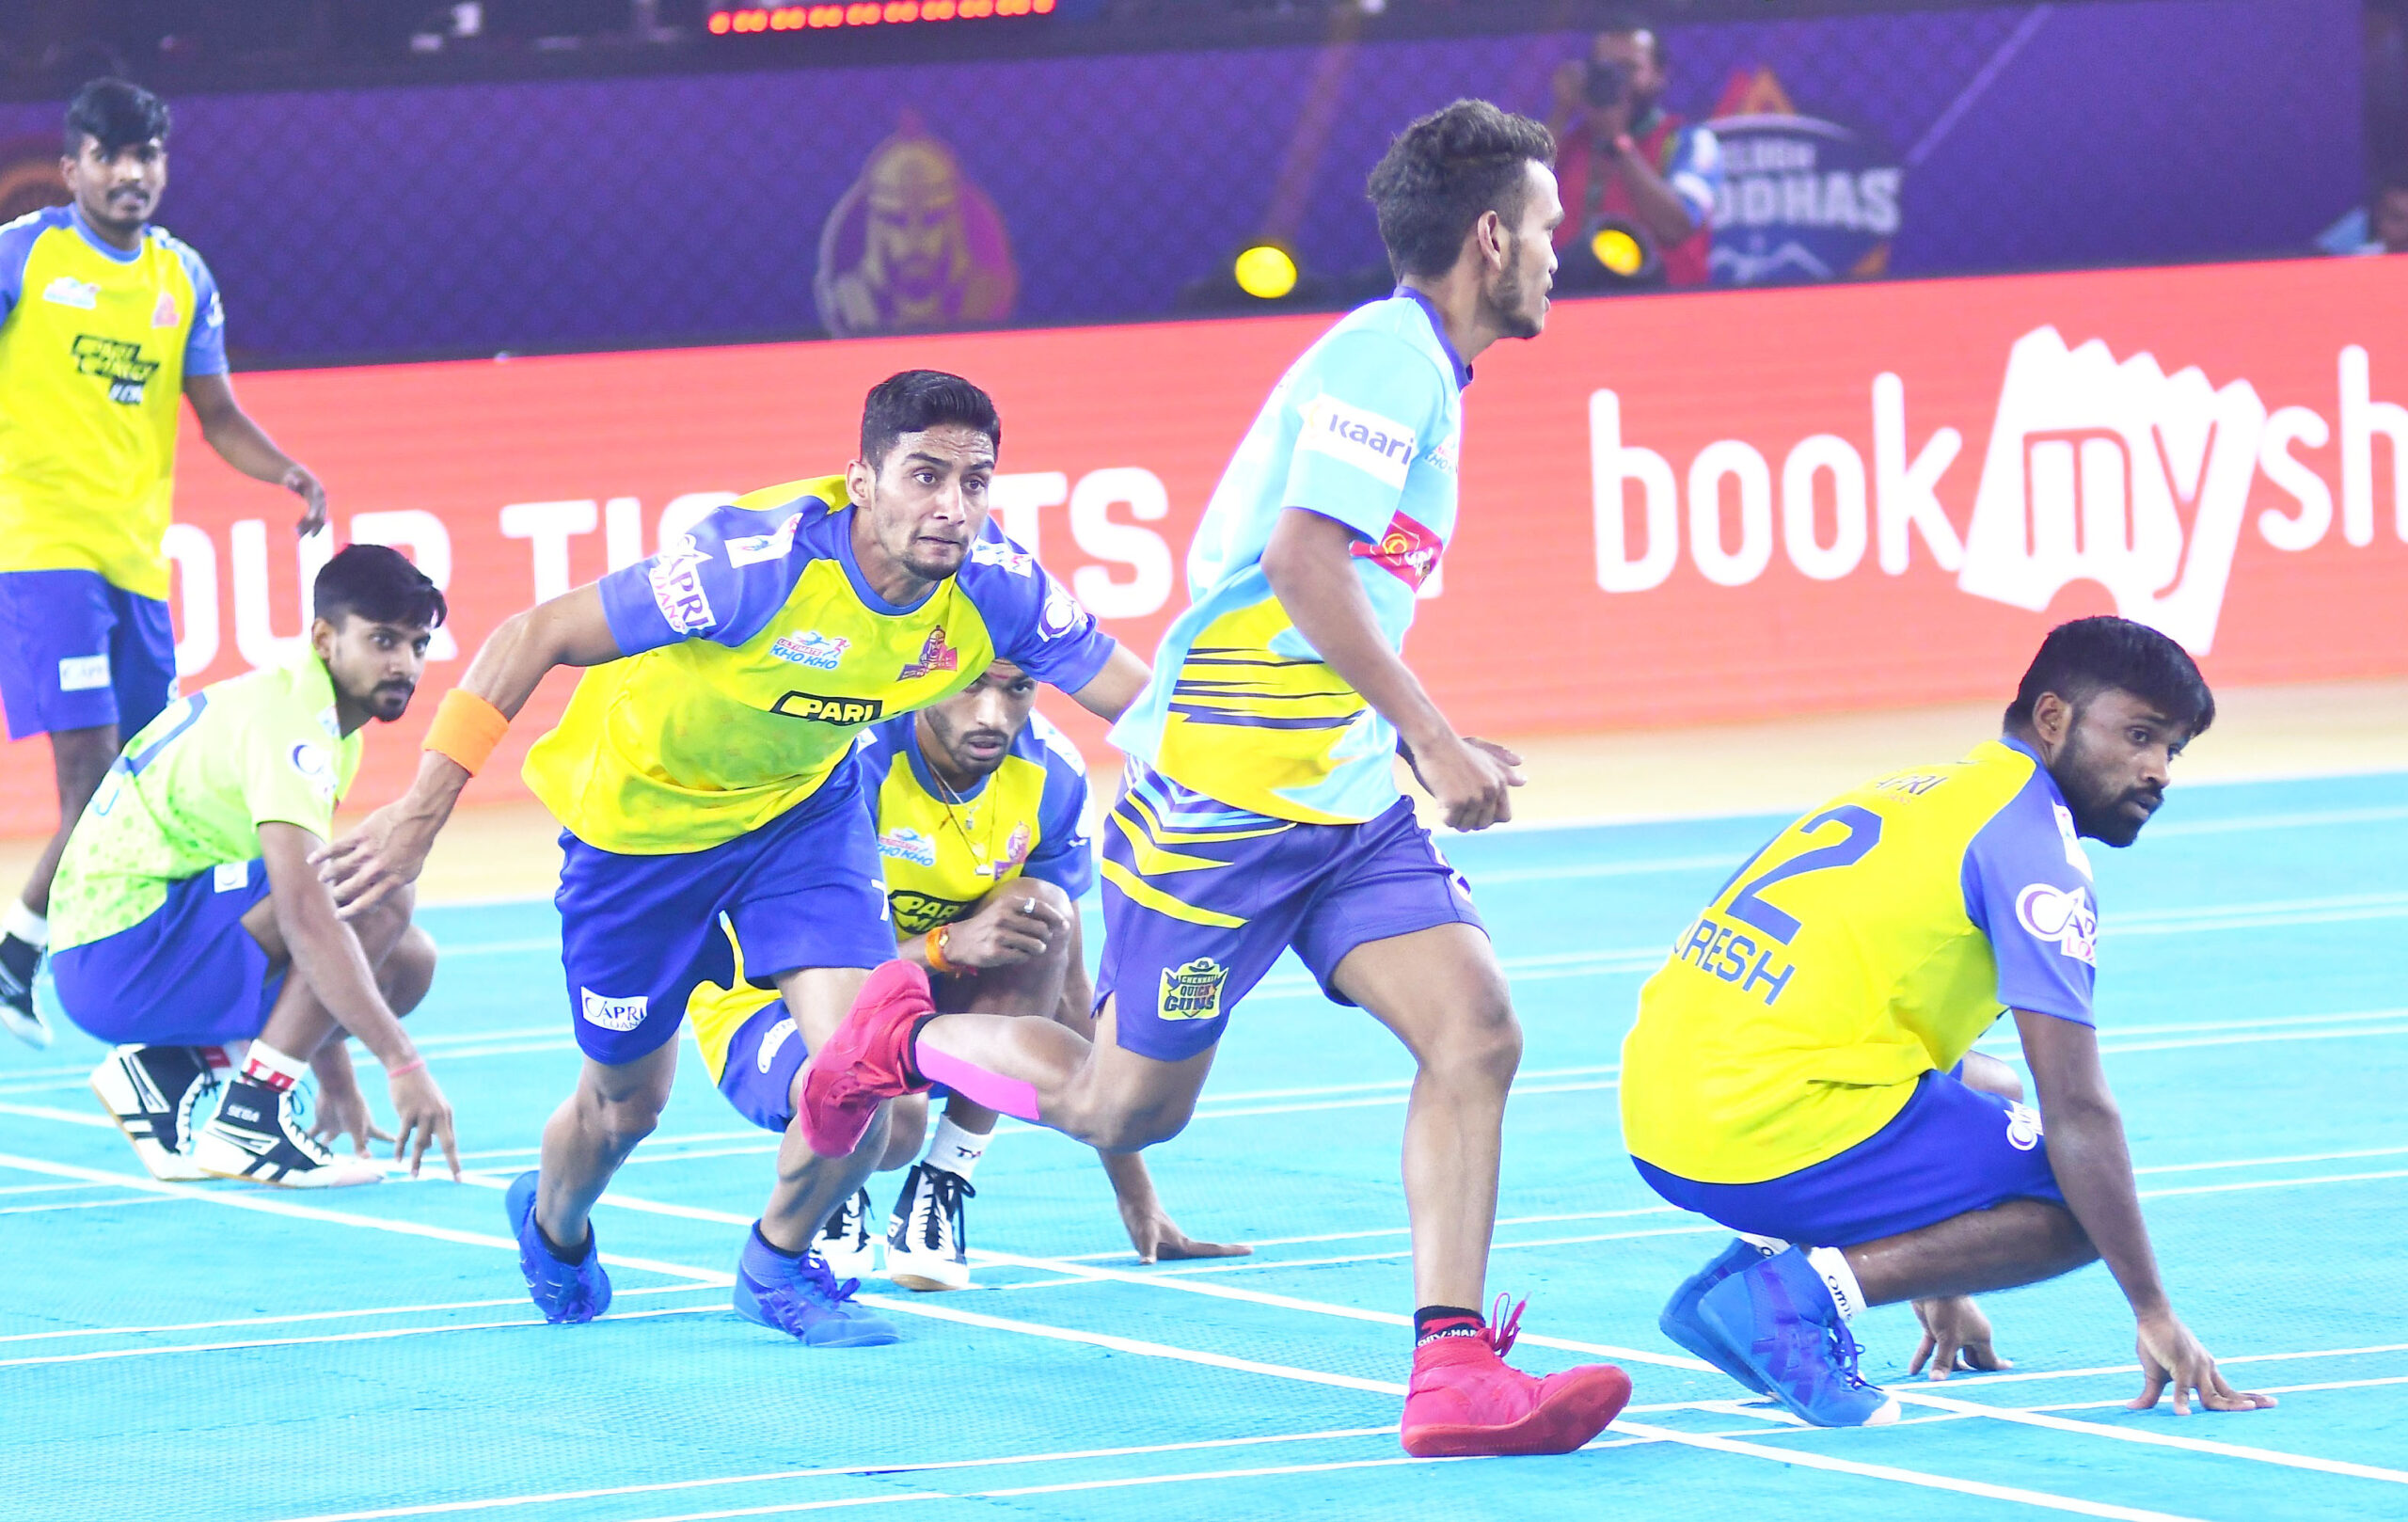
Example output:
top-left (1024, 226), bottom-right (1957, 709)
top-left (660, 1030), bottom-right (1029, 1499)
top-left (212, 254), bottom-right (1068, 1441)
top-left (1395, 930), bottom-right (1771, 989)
top-left (1590, 325), bottom-right (2407, 653)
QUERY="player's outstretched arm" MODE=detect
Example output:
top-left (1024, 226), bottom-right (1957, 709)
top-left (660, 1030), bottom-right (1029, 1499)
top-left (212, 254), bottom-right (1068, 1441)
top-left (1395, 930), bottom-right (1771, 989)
top-left (2015, 1008), bottom-right (2273, 1414)
top-left (1067, 643), bottom-right (1150, 724)
top-left (1261, 508), bottom-right (1522, 831)
top-left (261, 822), bottom-right (459, 1179)
top-left (315, 584), bottom-right (624, 915)
top-left (184, 373), bottom-right (328, 537)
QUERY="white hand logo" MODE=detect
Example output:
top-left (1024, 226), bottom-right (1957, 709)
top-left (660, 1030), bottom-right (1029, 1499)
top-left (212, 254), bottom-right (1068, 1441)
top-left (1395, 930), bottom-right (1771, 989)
top-left (1957, 326), bottom-right (2267, 654)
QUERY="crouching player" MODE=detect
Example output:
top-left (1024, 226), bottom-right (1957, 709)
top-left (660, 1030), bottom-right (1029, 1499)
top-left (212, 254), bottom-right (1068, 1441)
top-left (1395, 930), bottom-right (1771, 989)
top-left (692, 658), bottom-right (1244, 1291)
top-left (1621, 618), bottom-right (2275, 1425)
top-left (55, 545), bottom-right (457, 1186)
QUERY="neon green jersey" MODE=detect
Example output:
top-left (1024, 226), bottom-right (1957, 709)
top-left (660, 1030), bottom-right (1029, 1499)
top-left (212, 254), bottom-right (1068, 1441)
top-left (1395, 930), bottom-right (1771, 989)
top-left (51, 658), bottom-right (361, 953)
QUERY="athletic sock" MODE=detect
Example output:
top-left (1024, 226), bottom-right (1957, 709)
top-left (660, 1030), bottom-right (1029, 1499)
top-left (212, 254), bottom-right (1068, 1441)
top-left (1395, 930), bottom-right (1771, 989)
top-left (539, 1216), bottom-right (595, 1265)
top-left (1413, 1304), bottom-right (1486, 1349)
top-left (749, 1221), bottom-right (798, 1260)
top-left (237, 1042), bottom-right (309, 1094)
top-left (1804, 1245), bottom-right (1868, 1321)
top-left (922, 1115), bottom-right (990, 1181)
top-left (2, 902), bottom-right (48, 948)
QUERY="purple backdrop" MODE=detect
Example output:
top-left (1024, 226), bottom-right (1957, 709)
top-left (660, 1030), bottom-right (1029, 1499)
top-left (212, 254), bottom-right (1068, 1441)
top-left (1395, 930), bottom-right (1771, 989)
top-left (0, 0), bottom-right (2361, 362)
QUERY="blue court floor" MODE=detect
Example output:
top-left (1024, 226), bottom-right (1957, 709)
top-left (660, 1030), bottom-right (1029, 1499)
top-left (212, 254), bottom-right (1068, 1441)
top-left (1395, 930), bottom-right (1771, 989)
top-left (4, 769), bottom-right (2405, 1521)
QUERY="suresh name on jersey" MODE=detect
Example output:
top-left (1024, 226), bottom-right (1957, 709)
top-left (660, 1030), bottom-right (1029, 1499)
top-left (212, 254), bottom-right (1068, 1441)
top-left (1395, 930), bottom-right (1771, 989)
top-left (1109, 290), bottom-right (1467, 824)
top-left (854, 709), bottom-right (1094, 937)
top-left (0, 205), bottom-right (228, 601)
top-left (50, 657), bottom-right (360, 954)
top-left (1620, 737), bottom-right (2099, 1185)
top-left (524, 477), bottom-right (1114, 856)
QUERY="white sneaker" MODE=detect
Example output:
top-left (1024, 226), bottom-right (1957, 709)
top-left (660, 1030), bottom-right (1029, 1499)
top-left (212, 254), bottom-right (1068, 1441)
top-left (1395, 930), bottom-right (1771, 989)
top-left (815, 1186), bottom-right (879, 1280)
top-left (191, 1079), bottom-right (381, 1188)
top-left (885, 1162), bottom-right (973, 1292)
top-left (89, 1044), bottom-right (228, 1181)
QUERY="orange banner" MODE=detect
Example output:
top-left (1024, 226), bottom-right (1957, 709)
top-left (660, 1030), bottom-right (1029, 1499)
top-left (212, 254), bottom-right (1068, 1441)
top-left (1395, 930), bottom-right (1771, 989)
top-left (5, 255), bottom-right (2402, 835)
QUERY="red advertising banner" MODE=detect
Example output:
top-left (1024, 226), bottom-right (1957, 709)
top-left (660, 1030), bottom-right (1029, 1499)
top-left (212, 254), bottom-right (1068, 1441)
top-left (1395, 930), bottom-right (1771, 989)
top-left (4, 255), bottom-right (2402, 835)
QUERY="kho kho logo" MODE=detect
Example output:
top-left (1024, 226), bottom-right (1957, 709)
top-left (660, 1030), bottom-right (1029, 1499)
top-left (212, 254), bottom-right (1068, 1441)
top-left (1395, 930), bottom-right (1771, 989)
top-left (1704, 68), bottom-right (1902, 287)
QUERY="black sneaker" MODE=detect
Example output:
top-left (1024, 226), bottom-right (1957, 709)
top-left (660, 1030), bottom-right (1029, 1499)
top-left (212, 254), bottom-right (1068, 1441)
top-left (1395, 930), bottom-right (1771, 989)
top-left (0, 932), bottom-right (51, 1049)
top-left (885, 1163), bottom-right (973, 1292)
top-left (88, 1044), bottom-right (227, 1181)
top-left (816, 1186), bottom-right (878, 1280)
top-left (192, 1078), bottom-right (381, 1188)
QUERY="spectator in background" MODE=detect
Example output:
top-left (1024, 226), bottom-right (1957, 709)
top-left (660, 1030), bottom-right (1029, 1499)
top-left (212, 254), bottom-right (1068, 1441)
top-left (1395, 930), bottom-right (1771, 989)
top-left (2377, 174), bottom-right (2408, 254)
top-left (1546, 20), bottom-right (1719, 287)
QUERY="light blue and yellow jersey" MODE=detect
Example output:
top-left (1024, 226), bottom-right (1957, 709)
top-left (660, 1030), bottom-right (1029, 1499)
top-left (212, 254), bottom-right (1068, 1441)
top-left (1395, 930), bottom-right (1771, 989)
top-left (1109, 289), bottom-right (1467, 824)
top-left (855, 709), bottom-right (1093, 938)
top-left (1620, 737), bottom-right (2099, 1185)
top-left (0, 205), bottom-right (228, 601)
top-left (52, 657), bottom-right (360, 953)
top-left (526, 477), bottom-right (1114, 856)
top-left (685, 707), bottom-right (1095, 1101)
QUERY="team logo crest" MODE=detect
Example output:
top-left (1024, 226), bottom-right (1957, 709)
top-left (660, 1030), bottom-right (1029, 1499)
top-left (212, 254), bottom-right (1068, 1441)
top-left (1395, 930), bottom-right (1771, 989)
top-left (2004, 1101), bottom-right (2044, 1152)
top-left (1350, 509), bottom-right (1445, 590)
top-left (1158, 958), bottom-right (1229, 1022)
top-left (770, 629), bottom-right (848, 670)
top-left (150, 290), bottom-right (179, 328)
top-left (1038, 580), bottom-right (1085, 640)
top-left (898, 626), bottom-right (958, 680)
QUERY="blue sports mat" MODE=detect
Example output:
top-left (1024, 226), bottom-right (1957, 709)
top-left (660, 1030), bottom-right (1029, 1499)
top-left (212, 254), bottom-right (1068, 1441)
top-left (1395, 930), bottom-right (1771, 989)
top-left (5, 769), bottom-right (2404, 1521)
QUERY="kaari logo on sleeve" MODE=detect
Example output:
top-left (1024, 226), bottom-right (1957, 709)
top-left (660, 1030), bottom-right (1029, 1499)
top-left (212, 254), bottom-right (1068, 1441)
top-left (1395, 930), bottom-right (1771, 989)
top-left (1302, 395), bottom-right (1418, 489)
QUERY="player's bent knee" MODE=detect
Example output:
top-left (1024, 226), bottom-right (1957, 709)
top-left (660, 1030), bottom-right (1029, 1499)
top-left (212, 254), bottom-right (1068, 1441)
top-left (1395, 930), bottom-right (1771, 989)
top-left (1956, 1050), bottom-right (2024, 1103)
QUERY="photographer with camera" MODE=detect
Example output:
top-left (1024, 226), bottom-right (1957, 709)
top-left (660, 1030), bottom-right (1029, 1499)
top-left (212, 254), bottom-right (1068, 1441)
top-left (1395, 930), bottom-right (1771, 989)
top-left (1547, 21), bottom-right (1720, 287)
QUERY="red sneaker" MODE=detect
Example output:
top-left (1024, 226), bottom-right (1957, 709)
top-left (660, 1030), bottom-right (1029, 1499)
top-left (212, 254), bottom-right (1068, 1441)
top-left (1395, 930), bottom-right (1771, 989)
top-left (797, 960), bottom-right (935, 1158)
top-left (1399, 1300), bottom-right (1633, 1458)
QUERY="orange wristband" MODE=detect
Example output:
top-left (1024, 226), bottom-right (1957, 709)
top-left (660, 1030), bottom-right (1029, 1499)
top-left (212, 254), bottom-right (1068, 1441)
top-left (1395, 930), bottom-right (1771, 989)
top-left (926, 924), bottom-right (955, 975)
top-left (422, 689), bottom-right (509, 776)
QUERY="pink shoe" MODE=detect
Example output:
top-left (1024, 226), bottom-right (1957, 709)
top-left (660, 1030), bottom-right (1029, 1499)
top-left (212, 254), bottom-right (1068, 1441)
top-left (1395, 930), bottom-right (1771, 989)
top-left (797, 960), bottom-right (934, 1157)
top-left (1399, 1300), bottom-right (1632, 1457)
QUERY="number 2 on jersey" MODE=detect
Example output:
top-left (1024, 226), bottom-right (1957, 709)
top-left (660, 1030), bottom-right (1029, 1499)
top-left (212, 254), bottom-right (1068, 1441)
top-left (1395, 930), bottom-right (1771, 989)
top-left (1721, 804), bottom-right (1882, 944)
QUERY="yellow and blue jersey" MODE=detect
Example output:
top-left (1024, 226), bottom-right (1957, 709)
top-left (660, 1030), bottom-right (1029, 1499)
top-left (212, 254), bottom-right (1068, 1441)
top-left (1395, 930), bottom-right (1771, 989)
top-left (524, 476), bottom-right (1114, 856)
top-left (0, 206), bottom-right (228, 601)
top-left (1109, 290), bottom-right (1466, 824)
top-left (854, 709), bottom-right (1093, 938)
top-left (1620, 737), bottom-right (2099, 1185)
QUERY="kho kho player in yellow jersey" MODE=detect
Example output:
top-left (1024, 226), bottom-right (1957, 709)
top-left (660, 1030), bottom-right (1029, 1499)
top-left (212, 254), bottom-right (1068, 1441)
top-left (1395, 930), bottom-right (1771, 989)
top-left (0, 80), bottom-right (328, 1050)
top-left (318, 372), bottom-right (1150, 1347)
top-left (1624, 618), bottom-right (2276, 1428)
top-left (686, 659), bottom-right (1243, 1292)
top-left (799, 103), bottom-right (1635, 1460)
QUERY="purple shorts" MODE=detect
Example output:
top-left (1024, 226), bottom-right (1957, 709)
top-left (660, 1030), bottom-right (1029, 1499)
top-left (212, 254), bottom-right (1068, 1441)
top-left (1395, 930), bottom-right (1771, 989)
top-left (0, 569), bottom-right (176, 741)
top-left (1095, 766), bottom-right (1485, 1062)
top-left (53, 859), bottom-right (284, 1046)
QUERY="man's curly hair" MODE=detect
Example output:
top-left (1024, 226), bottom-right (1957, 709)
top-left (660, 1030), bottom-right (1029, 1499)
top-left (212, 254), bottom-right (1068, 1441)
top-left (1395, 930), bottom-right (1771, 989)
top-left (1367, 99), bottom-right (1556, 279)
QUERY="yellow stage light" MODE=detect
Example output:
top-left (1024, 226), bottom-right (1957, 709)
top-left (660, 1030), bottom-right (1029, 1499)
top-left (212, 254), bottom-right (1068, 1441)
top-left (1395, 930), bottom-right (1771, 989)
top-left (1590, 227), bottom-right (1646, 277)
top-left (1233, 245), bottom-right (1299, 300)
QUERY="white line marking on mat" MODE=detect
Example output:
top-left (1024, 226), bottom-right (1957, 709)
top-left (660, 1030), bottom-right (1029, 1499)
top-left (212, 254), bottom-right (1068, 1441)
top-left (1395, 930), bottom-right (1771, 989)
top-left (257, 1428), bottom-right (1399, 1522)
top-left (1608, 1420), bottom-right (2204, 1521)
top-left (1891, 1388), bottom-right (2408, 1484)
top-left (0, 1305), bottom-right (724, 1368)
top-left (0, 1100), bottom-right (113, 1128)
top-left (0, 1282), bottom-right (717, 1346)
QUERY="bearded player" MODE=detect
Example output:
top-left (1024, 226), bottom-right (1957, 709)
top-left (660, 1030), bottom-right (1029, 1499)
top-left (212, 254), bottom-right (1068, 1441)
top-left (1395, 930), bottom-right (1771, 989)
top-left (798, 101), bottom-right (1635, 1455)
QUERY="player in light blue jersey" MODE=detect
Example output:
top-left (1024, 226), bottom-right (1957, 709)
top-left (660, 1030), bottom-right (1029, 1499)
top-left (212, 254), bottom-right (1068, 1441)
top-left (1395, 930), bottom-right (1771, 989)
top-left (801, 101), bottom-right (1635, 1458)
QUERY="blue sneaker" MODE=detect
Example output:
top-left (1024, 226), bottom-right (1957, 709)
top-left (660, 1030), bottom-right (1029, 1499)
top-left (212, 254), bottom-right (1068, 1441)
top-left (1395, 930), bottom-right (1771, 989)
top-left (506, 1170), bottom-right (612, 1324)
top-left (1659, 1239), bottom-right (1775, 1395)
top-left (735, 1223), bottom-right (901, 1347)
top-left (1696, 1247), bottom-right (1900, 1427)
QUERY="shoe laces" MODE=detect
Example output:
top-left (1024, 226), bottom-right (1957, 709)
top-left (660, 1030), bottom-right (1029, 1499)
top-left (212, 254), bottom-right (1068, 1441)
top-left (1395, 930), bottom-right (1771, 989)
top-left (1482, 1293), bottom-right (1527, 1357)
top-left (913, 1165), bottom-right (973, 1253)
top-left (1826, 1315), bottom-right (1874, 1390)
top-left (819, 1187), bottom-right (870, 1248)
top-left (797, 1249), bottom-right (864, 1304)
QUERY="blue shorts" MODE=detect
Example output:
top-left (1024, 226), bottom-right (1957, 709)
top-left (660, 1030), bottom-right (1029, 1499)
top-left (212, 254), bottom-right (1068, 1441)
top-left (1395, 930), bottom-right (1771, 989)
top-left (1095, 768), bottom-right (1485, 1062)
top-left (52, 860), bottom-right (283, 1046)
top-left (0, 569), bottom-right (176, 741)
top-left (556, 764), bottom-right (895, 1067)
top-left (1633, 1068), bottom-right (2066, 1248)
